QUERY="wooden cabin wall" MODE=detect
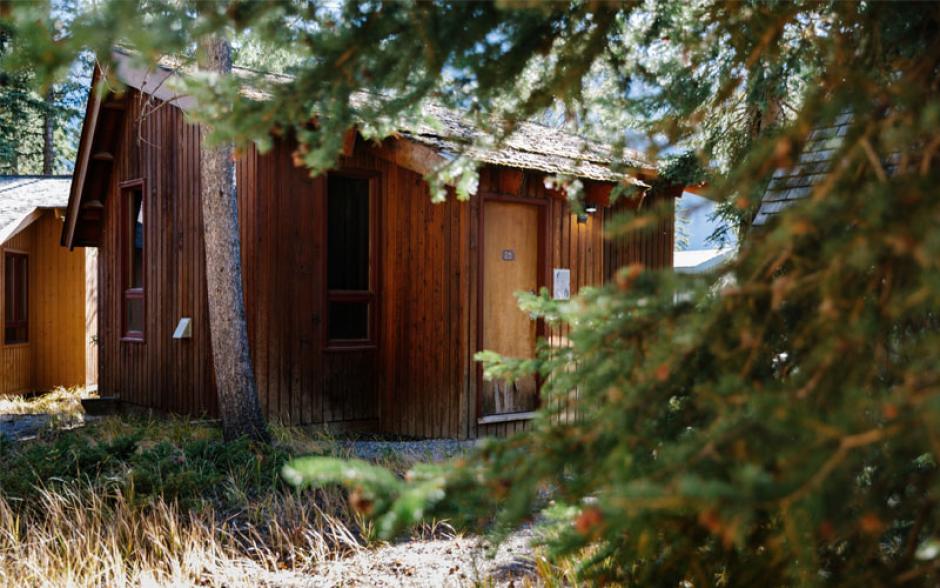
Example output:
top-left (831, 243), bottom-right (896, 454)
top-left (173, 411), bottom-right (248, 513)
top-left (0, 225), bottom-right (36, 395)
top-left (0, 212), bottom-right (90, 395)
top-left (239, 141), bottom-right (472, 436)
top-left (239, 140), bottom-right (344, 427)
top-left (604, 191), bottom-right (676, 278)
top-left (97, 90), bottom-right (216, 416)
top-left (31, 213), bottom-right (90, 390)
top-left (368, 153), bottom-right (471, 440)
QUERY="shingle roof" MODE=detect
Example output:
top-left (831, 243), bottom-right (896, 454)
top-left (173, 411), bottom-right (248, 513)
top-left (127, 50), bottom-right (653, 183)
top-left (0, 176), bottom-right (71, 244)
top-left (753, 112), bottom-right (853, 226)
top-left (399, 103), bottom-right (651, 183)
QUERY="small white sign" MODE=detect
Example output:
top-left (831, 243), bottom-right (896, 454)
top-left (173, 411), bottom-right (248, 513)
top-left (173, 317), bottom-right (192, 340)
top-left (553, 269), bottom-right (571, 300)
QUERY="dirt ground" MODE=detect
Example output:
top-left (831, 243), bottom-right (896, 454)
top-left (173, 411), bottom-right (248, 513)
top-left (254, 530), bottom-right (538, 587)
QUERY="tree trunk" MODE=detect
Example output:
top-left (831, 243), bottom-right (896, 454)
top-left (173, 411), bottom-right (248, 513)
top-left (198, 36), bottom-right (270, 443)
top-left (42, 87), bottom-right (54, 175)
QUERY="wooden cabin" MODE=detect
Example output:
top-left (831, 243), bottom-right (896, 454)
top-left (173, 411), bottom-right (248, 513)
top-left (0, 176), bottom-right (98, 396)
top-left (62, 52), bottom-right (677, 438)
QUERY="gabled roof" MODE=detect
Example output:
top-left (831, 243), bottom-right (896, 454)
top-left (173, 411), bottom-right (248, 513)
top-left (0, 176), bottom-right (71, 245)
top-left (753, 113), bottom-right (852, 226)
top-left (64, 49), bottom-right (658, 248)
top-left (115, 49), bottom-right (655, 181)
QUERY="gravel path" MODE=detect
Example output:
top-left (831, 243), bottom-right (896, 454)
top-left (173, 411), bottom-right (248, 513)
top-left (0, 414), bottom-right (53, 441)
top-left (338, 439), bottom-right (478, 462)
top-left (249, 529), bottom-right (538, 587)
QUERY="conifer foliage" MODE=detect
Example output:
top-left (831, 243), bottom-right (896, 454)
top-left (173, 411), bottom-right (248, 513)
top-left (4, 1), bottom-right (940, 584)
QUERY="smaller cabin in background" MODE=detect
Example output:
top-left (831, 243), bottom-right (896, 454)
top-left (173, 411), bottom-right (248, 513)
top-left (0, 176), bottom-right (98, 396)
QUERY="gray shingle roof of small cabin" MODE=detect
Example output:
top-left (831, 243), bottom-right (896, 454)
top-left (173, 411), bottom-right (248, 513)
top-left (753, 112), bottom-right (853, 226)
top-left (0, 176), bottom-right (71, 244)
top-left (135, 50), bottom-right (653, 184)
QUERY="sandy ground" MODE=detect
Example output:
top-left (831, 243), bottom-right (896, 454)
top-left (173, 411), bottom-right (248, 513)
top-left (250, 530), bottom-right (538, 587)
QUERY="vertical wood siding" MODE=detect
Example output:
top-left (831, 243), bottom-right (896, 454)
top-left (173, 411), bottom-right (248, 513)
top-left (0, 227), bottom-right (35, 395)
top-left (0, 212), bottom-right (92, 395)
top-left (97, 92), bottom-right (216, 416)
top-left (31, 213), bottom-right (91, 390)
top-left (604, 191), bottom-right (676, 278)
top-left (238, 141), bottom-right (471, 435)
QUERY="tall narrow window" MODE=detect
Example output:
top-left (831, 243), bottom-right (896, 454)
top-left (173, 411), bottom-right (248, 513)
top-left (122, 181), bottom-right (145, 340)
top-left (4, 252), bottom-right (28, 345)
top-left (326, 173), bottom-right (376, 347)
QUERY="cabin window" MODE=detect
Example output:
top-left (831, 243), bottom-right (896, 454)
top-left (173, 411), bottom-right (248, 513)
top-left (3, 252), bottom-right (28, 345)
top-left (326, 173), bottom-right (376, 347)
top-left (122, 181), bottom-right (145, 341)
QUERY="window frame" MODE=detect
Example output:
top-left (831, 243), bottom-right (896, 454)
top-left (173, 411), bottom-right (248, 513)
top-left (120, 178), bottom-right (146, 343)
top-left (3, 250), bottom-right (29, 346)
top-left (322, 169), bottom-right (380, 351)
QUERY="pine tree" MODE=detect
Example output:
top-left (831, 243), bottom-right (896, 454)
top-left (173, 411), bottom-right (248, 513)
top-left (4, 1), bottom-right (940, 584)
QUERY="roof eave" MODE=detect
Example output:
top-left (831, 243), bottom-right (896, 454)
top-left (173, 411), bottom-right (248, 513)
top-left (62, 66), bottom-right (102, 249)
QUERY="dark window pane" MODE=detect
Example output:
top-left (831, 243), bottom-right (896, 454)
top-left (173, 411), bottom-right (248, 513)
top-left (327, 175), bottom-right (370, 291)
top-left (328, 301), bottom-right (369, 340)
top-left (126, 297), bottom-right (144, 335)
top-left (3, 258), bottom-right (12, 323)
top-left (5, 326), bottom-right (26, 344)
top-left (16, 256), bottom-right (26, 321)
top-left (128, 190), bottom-right (144, 289)
top-left (4, 253), bottom-right (27, 344)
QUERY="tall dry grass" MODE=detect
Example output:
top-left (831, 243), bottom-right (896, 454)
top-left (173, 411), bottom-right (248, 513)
top-left (0, 386), bottom-right (93, 419)
top-left (0, 480), bottom-right (362, 587)
top-left (0, 392), bottom-right (369, 588)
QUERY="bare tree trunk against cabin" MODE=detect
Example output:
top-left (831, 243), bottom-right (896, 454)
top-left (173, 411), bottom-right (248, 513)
top-left (42, 87), bottom-right (54, 175)
top-left (199, 36), bottom-right (270, 443)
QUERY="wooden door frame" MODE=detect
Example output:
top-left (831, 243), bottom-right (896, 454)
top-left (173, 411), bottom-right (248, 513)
top-left (475, 191), bottom-right (550, 424)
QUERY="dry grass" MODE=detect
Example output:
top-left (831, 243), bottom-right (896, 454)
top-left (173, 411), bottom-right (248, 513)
top-left (0, 390), bottom-right (574, 587)
top-left (0, 484), bottom-right (362, 587)
top-left (0, 385), bottom-right (94, 418)
top-left (0, 404), bottom-right (368, 588)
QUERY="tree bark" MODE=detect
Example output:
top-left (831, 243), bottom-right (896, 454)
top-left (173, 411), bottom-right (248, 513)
top-left (199, 36), bottom-right (270, 443)
top-left (42, 87), bottom-right (54, 175)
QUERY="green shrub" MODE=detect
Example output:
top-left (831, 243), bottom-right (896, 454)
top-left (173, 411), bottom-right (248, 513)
top-left (0, 421), bottom-right (291, 512)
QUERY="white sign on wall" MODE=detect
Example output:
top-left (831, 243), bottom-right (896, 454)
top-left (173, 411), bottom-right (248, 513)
top-left (553, 268), bottom-right (571, 300)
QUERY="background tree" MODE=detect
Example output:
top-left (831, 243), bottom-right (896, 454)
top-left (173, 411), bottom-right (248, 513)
top-left (0, 8), bottom-right (85, 175)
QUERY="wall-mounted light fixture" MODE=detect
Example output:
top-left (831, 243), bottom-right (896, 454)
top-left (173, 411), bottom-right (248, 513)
top-left (577, 202), bottom-right (598, 223)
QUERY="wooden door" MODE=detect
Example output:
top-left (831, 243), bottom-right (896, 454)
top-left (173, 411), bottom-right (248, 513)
top-left (481, 199), bottom-right (540, 416)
